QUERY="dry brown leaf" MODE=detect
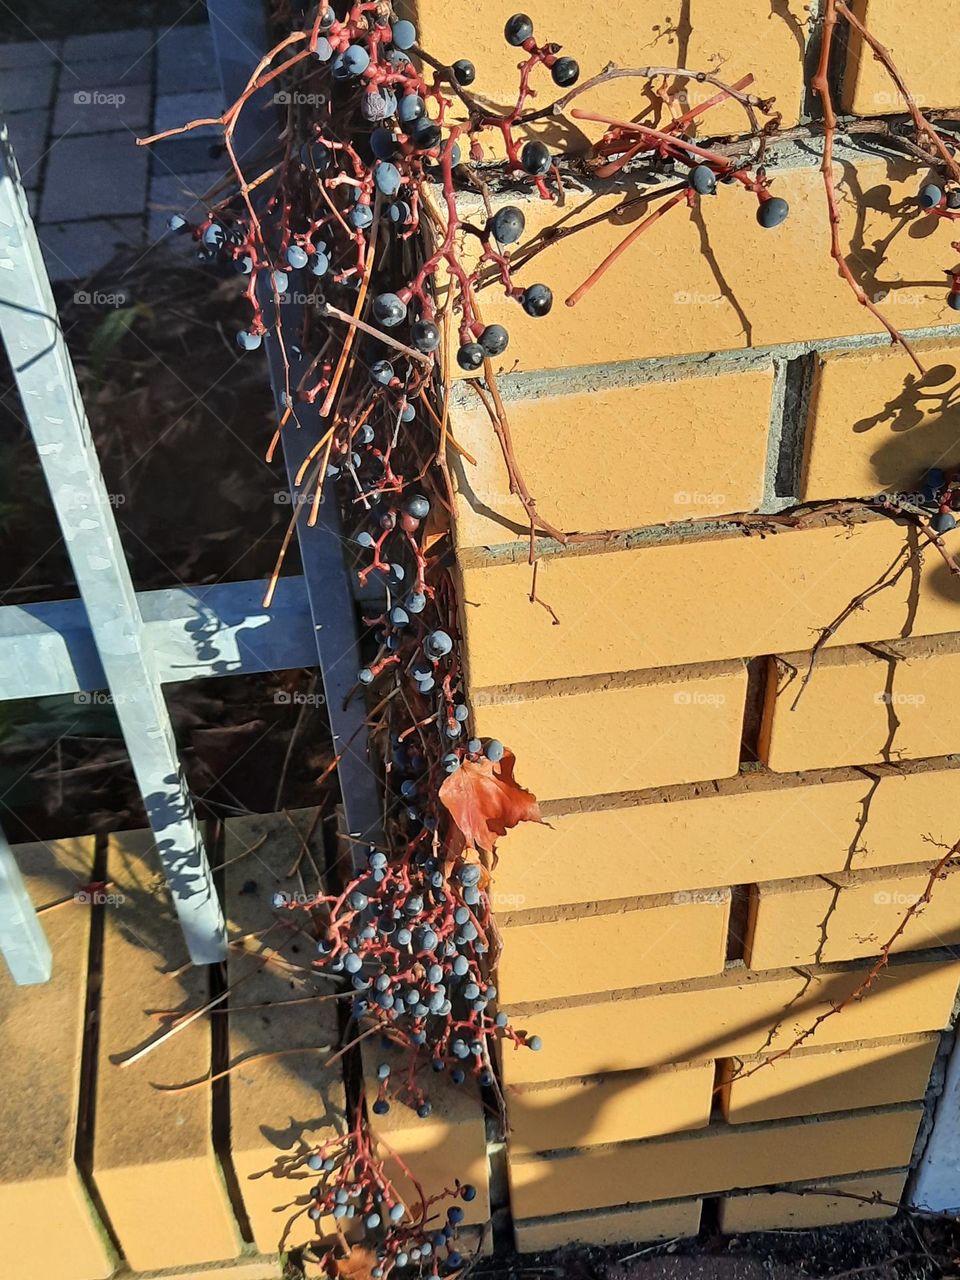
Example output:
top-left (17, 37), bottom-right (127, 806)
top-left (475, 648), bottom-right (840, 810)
top-left (331, 1244), bottom-right (379, 1280)
top-left (438, 748), bottom-right (542, 853)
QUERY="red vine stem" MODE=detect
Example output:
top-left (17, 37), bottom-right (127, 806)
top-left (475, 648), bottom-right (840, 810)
top-left (729, 841), bottom-right (960, 1084)
top-left (566, 189), bottom-right (687, 306)
top-left (812, 2), bottom-right (926, 375)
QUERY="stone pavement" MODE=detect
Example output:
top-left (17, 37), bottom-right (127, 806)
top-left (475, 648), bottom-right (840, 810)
top-left (0, 23), bottom-right (227, 282)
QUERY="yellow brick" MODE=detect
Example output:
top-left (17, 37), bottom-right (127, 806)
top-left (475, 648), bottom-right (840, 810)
top-left (746, 862), bottom-right (960, 969)
top-left (508, 1062), bottom-right (714, 1154)
top-left (93, 831), bottom-right (241, 1273)
top-left (0, 839), bottom-right (114, 1280)
top-left (406, 0), bottom-right (808, 146)
top-left (450, 158), bottom-right (955, 377)
top-left (451, 367), bottom-right (773, 547)
top-left (459, 516), bottom-right (960, 688)
top-left (499, 891), bottom-right (729, 1001)
top-left (842, 0), bottom-right (958, 115)
top-left (508, 1107), bottom-right (922, 1217)
top-left (474, 662), bottom-right (746, 800)
top-left (514, 1198), bottom-right (702, 1252)
top-left (801, 343), bottom-right (960, 503)
top-left (501, 959), bottom-right (960, 1085)
top-left (718, 1171), bottom-right (906, 1232)
top-left (223, 812), bottom-right (348, 1256)
top-left (719, 1034), bottom-right (940, 1123)
top-left (760, 634), bottom-right (960, 774)
top-left (492, 763), bottom-right (960, 910)
top-left (362, 1043), bottom-right (490, 1227)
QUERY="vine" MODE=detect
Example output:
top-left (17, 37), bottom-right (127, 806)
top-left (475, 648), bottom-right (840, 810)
top-left (136, 2), bottom-right (960, 1268)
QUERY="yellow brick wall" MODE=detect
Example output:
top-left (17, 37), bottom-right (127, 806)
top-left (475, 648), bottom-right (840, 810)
top-left (415, 0), bottom-right (960, 1244)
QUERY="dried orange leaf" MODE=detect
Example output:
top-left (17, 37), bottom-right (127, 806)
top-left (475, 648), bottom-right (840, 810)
top-left (438, 748), bottom-right (542, 853)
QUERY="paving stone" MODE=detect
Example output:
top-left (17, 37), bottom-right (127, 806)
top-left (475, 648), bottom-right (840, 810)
top-left (61, 29), bottom-right (153, 63)
top-left (4, 109), bottom-right (49, 188)
top-left (154, 90), bottom-right (225, 140)
top-left (0, 38), bottom-right (61, 68)
top-left (40, 131), bottom-right (148, 221)
top-left (156, 23), bottom-right (216, 93)
top-left (57, 53), bottom-right (154, 89)
top-left (147, 168), bottom-right (225, 240)
top-left (39, 217), bottom-right (144, 283)
top-left (53, 83), bottom-right (151, 134)
top-left (0, 62), bottom-right (55, 112)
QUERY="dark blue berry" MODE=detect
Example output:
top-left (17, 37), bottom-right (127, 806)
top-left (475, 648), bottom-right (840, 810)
top-left (490, 205), bottom-right (525, 245)
top-left (405, 493), bottom-right (431, 518)
top-left (521, 140), bottom-right (552, 176)
top-left (522, 283), bottom-right (553, 316)
top-left (757, 197), bottom-right (789, 228)
top-left (370, 128), bottom-right (399, 160)
top-left (375, 161), bottom-right (402, 196)
top-left (349, 204), bottom-right (374, 230)
top-left (551, 57), bottom-right (579, 87)
top-left (412, 320), bottom-right (441, 353)
top-left (505, 13), bottom-right (534, 45)
top-left (373, 292), bottom-right (408, 327)
top-left (371, 360), bottom-right (393, 385)
top-left (932, 511), bottom-right (957, 533)
top-left (392, 19), bottom-right (417, 50)
top-left (480, 324), bottom-right (509, 356)
top-left (690, 164), bottom-right (717, 195)
top-left (457, 342), bottom-right (485, 370)
top-left (920, 183), bottom-right (944, 210)
top-left (332, 44), bottom-right (371, 79)
top-left (452, 59), bottom-right (476, 86)
top-left (411, 117), bottom-right (442, 150)
top-left (398, 94), bottom-right (426, 125)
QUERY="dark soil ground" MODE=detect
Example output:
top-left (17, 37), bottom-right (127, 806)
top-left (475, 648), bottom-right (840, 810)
top-left (0, 247), bottom-right (337, 840)
top-left (469, 1213), bottom-right (960, 1280)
